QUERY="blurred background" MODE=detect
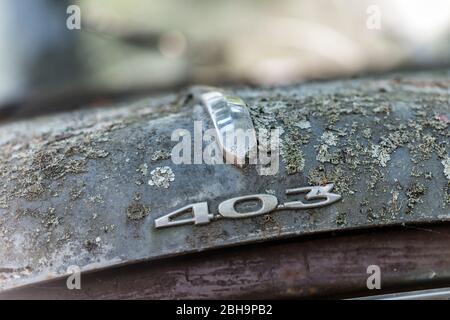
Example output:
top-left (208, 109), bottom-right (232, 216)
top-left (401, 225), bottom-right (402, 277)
top-left (0, 0), bottom-right (449, 120)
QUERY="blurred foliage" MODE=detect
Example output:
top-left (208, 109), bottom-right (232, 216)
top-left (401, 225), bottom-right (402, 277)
top-left (0, 0), bottom-right (449, 117)
top-left (78, 0), bottom-right (450, 89)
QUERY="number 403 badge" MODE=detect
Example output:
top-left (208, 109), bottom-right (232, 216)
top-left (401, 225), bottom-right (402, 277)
top-left (155, 184), bottom-right (341, 229)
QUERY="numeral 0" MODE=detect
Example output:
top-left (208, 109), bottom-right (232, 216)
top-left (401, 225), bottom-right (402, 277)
top-left (219, 194), bottom-right (278, 218)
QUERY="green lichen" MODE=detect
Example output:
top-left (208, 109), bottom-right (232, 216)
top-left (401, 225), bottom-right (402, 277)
top-left (126, 202), bottom-right (150, 220)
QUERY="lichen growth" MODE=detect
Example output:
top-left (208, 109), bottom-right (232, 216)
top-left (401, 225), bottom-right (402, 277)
top-left (406, 182), bottom-right (426, 213)
top-left (336, 212), bottom-right (347, 226)
top-left (370, 144), bottom-right (391, 167)
top-left (126, 202), bottom-right (150, 220)
top-left (442, 157), bottom-right (450, 181)
top-left (297, 120), bottom-right (311, 129)
top-left (148, 166), bottom-right (175, 188)
top-left (151, 150), bottom-right (171, 162)
top-left (320, 131), bottom-right (338, 146)
top-left (316, 144), bottom-right (340, 164)
top-left (137, 163), bottom-right (148, 176)
top-left (281, 139), bottom-right (305, 175)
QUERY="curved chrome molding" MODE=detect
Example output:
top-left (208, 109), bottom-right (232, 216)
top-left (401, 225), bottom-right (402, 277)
top-left (191, 86), bottom-right (257, 166)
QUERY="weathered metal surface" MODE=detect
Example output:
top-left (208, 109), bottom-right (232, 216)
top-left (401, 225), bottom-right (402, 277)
top-left (0, 70), bottom-right (449, 291)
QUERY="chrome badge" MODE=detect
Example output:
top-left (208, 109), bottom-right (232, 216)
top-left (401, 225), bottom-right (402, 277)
top-left (155, 184), bottom-right (341, 229)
